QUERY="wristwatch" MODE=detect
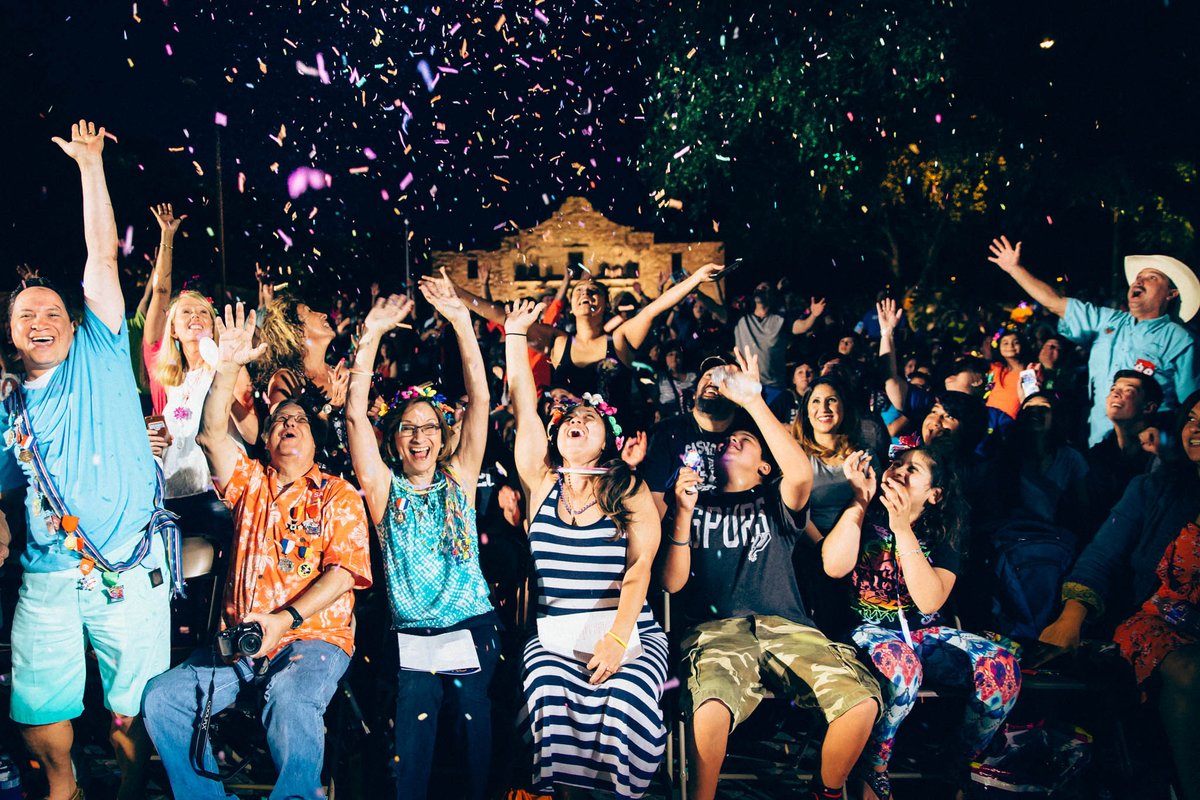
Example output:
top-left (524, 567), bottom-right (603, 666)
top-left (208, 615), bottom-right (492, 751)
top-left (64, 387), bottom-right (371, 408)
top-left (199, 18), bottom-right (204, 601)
top-left (320, 402), bottom-right (333, 416)
top-left (283, 605), bottom-right (304, 630)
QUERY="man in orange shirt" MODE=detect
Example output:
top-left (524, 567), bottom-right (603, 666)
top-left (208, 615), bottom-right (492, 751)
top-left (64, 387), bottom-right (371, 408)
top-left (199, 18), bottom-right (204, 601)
top-left (142, 303), bottom-right (371, 800)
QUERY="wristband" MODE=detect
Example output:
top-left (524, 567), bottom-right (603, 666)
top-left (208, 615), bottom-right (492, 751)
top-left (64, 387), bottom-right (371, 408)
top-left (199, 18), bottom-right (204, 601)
top-left (505, 332), bottom-right (528, 337)
top-left (669, 536), bottom-right (691, 547)
top-left (605, 630), bottom-right (628, 650)
top-left (896, 547), bottom-right (924, 557)
top-left (348, 369), bottom-right (373, 376)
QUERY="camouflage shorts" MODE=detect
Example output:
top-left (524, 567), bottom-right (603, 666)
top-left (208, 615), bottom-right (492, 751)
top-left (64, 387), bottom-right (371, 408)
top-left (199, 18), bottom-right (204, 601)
top-left (682, 615), bottom-right (881, 730)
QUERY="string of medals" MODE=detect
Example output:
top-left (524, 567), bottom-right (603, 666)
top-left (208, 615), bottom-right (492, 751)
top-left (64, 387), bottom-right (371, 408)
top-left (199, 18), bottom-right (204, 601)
top-left (5, 424), bottom-right (125, 602)
top-left (277, 484), bottom-right (324, 578)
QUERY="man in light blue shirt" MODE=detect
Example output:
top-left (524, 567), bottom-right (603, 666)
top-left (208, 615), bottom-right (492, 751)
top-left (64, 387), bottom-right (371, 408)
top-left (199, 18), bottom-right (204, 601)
top-left (988, 236), bottom-right (1199, 445)
top-left (1, 120), bottom-right (171, 800)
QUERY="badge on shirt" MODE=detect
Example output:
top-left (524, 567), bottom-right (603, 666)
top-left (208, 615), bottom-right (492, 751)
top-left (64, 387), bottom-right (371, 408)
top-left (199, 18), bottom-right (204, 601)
top-left (1134, 359), bottom-right (1158, 377)
top-left (297, 563), bottom-right (314, 578)
top-left (278, 556), bottom-right (295, 574)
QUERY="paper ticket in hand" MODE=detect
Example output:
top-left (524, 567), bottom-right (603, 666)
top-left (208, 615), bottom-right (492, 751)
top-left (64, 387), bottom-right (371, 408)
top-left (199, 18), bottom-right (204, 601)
top-left (199, 337), bottom-right (221, 368)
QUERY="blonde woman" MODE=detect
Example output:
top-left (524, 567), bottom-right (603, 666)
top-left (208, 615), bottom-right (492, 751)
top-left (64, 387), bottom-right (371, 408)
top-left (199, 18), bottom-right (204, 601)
top-left (142, 204), bottom-right (257, 529)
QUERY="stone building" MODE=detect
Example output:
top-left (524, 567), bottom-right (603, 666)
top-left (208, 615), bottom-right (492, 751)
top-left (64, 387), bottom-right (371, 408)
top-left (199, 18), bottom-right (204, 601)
top-left (430, 196), bottom-right (725, 303)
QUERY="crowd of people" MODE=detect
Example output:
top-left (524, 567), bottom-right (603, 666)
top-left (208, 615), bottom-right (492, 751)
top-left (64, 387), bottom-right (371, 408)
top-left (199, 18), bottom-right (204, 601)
top-left (1, 120), bottom-right (1199, 800)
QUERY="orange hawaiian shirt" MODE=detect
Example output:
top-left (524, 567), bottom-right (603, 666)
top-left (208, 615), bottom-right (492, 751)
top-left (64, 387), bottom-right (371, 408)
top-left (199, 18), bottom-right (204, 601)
top-left (218, 452), bottom-right (372, 658)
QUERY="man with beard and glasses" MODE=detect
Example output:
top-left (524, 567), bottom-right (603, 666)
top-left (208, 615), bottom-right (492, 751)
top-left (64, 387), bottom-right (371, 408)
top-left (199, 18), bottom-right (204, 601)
top-left (643, 355), bottom-right (749, 516)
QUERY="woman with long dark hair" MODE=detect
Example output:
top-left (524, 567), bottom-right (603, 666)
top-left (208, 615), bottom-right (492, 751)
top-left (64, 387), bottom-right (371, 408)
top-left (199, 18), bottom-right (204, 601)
top-left (824, 442), bottom-right (1022, 800)
top-left (505, 298), bottom-right (668, 798)
top-left (345, 272), bottom-right (497, 800)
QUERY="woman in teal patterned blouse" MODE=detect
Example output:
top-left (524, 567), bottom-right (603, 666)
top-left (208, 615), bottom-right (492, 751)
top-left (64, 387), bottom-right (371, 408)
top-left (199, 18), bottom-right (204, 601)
top-left (346, 270), bottom-right (497, 800)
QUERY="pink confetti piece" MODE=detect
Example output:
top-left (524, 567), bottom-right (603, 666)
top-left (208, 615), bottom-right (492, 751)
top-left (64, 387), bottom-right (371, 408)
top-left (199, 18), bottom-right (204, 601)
top-left (276, 229), bottom-right (293, 250)
top-left (534, 8), bottom-right (550, 24)
top-left (286, 167), bottom-right (330, 199)
top-left (363, 147), bottom-right (377, 160)
top-left (399, 172), bottom-right (414, 190)
top-left (214, 112), bottom-right (228, 127)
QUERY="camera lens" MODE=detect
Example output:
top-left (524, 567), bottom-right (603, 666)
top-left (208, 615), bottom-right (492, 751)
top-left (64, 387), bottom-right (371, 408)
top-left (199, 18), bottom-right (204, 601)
top-left (239, 629), bottom-right (263, 656)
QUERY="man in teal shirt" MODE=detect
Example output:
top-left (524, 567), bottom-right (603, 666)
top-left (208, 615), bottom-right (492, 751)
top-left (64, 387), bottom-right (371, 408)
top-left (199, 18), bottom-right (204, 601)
top-left (988, 236), bottom-right (1199, 445)
top-left (2, 120), bottom-right (173, 800)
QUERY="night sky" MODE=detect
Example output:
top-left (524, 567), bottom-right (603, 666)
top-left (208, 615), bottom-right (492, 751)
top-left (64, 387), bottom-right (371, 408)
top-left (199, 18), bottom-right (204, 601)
top-left (1, 1), bottom-right (1198, 306)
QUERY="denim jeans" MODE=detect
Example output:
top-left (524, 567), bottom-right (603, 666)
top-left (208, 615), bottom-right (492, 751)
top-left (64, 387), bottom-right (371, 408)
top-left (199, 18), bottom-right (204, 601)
top-left (393, 620), bottom-right (500, 800)
top-left (142, 639), bottom-right (350, 800)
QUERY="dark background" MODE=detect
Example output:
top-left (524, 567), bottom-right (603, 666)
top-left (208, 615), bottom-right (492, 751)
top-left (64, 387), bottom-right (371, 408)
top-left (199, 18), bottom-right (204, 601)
top-left (1, 0), bottom-right (1198, 310)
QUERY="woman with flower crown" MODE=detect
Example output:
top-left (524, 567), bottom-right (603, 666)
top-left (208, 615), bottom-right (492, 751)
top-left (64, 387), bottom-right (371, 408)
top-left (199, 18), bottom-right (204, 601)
top-left (504, 297), bottom-right (669, 798)
top-left (345, 270), bottom-right (498, 800)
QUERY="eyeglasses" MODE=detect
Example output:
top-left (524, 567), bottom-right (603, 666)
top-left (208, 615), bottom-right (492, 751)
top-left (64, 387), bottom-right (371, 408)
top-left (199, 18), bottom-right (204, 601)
top-left (271, 413), bottom-right (310, 428)
top-left (398, 423), bottom-right (441, 438)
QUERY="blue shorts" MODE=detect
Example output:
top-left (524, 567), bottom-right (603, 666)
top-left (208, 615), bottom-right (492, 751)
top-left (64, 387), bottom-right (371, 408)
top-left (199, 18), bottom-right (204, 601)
top-left (10, 546), bottom-right (170, 725)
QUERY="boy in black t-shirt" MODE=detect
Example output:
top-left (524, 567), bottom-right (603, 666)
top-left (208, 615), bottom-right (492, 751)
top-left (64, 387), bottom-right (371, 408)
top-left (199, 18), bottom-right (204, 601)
top-left (663, 348), bottom-right (880, 800)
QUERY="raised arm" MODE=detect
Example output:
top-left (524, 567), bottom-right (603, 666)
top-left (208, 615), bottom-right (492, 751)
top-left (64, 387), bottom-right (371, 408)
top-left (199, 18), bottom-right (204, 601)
top-left (143, 204), bottom-right (183, 347)
top-left (791, 297), bottom-right (827, 335)
top-left (420, 268), bottom-right (490, 494)
top-left (988, 236), bottom-right (1068, 317)
top-left (612, 262), bottom-right (722, 359)
top-left (662, 467), bottom-right (701, 593)
top-left (452, 276), bottom-right (563, 355)
top-left (196, 303), bottom-right (267, 491)
top-left (347, 294), bottom-right (414, 525)
top-left (504, 299), bottom-right (553, 498)
top-left (822, 452), bottom-right (877, 578)
top-left (53, 120), bottom-right (123, 333)
top-left (877, 298), bottom-right (908, 410)
top-left (721, 346), bottom-right (814, 510)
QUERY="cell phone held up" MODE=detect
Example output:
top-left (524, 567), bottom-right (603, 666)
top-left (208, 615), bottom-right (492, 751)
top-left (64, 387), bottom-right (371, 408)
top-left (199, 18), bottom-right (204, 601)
top-left (145, 415), bottom-right (167, 433)
top-left (1019, 369), bottom-right (1040, 398)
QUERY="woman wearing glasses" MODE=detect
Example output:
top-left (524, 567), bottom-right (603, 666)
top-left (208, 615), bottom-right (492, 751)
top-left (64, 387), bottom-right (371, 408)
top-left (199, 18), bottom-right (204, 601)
top-left (345, 271), bottom-right (498, 800)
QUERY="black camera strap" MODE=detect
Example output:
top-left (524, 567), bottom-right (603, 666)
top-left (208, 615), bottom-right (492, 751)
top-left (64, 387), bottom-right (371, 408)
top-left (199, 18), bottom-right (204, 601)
top-left (191, 648), bottom-right (253, 782)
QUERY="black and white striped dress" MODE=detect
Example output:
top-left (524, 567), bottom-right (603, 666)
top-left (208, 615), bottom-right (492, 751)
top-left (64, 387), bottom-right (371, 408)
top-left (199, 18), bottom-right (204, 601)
top-left (520, 484), bottom-right (669, 798)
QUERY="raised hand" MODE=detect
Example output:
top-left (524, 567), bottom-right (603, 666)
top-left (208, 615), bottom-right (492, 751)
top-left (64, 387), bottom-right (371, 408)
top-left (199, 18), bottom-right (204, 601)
top-left (674, 466), bottom-right (702, 514)
top-left (987, 236), bottom-right (1023, 273)
top-left (691, 263), bottom-right (724, 283)
top-left (363, 293), bottom-right (414, 335)
top-left (876, 297), bottom-right (903, 337)
top-left (151, 203), bottom-right (184, 236)
top-left (504, 298), bottom-right (546, 335)
top-left (620, 430), bottom-right (648, 468)
top-left (879, 475), bottom-right (914, 534)
top-left (810, 297), bottom-right (828, 318)
top-left (418, 267), bottom-right (469, 324)
top-left (214, 302), bottom-right (266, 367)
top-left (326, 360), bottom-right (350, 408)
top-left (51, 119), bottom-right (107, 163)
top-left (842, 451), bottom-right (877, 505)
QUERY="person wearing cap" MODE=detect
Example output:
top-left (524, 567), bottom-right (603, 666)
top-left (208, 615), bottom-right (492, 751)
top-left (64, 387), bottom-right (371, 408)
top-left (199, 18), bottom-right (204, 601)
top-left (641, 352), bottom-right (745, 516)
top-left (989, 236), bottom-right (1199, 446)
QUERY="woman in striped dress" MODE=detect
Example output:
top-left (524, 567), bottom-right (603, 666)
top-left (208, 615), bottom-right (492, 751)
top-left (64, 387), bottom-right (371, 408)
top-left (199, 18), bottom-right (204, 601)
top-left (504, 299), bottom-right (669, 798)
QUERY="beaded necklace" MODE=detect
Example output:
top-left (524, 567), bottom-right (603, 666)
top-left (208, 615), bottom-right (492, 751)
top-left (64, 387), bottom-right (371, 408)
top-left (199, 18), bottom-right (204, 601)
top-left (558, 475), bottom-right (598, 526)
top-left (391, 469), bottom-right (474, 562)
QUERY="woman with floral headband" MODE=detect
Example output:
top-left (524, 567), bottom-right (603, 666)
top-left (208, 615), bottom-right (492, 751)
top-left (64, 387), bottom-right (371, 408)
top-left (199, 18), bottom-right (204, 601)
top-left (141, 202), bottom-right (257, 532)
top-left (504, 298), bottom-right (668, 798)
top-left (345, 270), bottom-right (498, 800)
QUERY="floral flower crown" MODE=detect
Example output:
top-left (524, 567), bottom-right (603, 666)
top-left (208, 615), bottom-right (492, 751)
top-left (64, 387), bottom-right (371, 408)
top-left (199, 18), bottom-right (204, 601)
top-left (385, 384), bottom-right (457, 424)
top-left (547, 392), bottom-right (624, 449)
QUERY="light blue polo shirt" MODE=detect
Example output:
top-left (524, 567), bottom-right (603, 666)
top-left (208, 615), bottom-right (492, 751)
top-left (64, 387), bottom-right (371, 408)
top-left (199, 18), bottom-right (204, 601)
top-left (0, 306), bottom-right (158, 572)
top-left (1059, 298), bottom-right (1198, 446)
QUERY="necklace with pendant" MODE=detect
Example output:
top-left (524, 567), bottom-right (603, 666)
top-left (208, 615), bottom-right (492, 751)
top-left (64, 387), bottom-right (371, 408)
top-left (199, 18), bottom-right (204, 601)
top-left (559, 476), bottom-right (597, 526)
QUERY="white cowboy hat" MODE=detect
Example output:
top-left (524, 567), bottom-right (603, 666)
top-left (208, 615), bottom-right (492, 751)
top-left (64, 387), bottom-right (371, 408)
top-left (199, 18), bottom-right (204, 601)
top-left (1125, 254), bottom-right (1200, 322)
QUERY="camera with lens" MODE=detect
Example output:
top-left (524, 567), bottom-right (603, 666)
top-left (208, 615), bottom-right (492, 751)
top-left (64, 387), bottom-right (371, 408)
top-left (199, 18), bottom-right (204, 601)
top-left (216, 621), bottom-right (264, 659)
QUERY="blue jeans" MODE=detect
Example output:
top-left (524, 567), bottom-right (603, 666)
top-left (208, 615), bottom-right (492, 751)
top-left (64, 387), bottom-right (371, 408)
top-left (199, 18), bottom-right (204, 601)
top-left (142, 639), bottom-right (349, 800)
top-left (393, 620), bottom-right (500, 800)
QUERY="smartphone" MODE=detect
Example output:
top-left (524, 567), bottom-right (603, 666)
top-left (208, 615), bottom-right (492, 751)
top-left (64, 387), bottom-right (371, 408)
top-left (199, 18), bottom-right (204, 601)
top-left (145, 414), bottom-right (167, 433)
top-left (717, 258), bottom-right (744, 278)
top-left (1019, 368), bottom-right (1040, 397)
